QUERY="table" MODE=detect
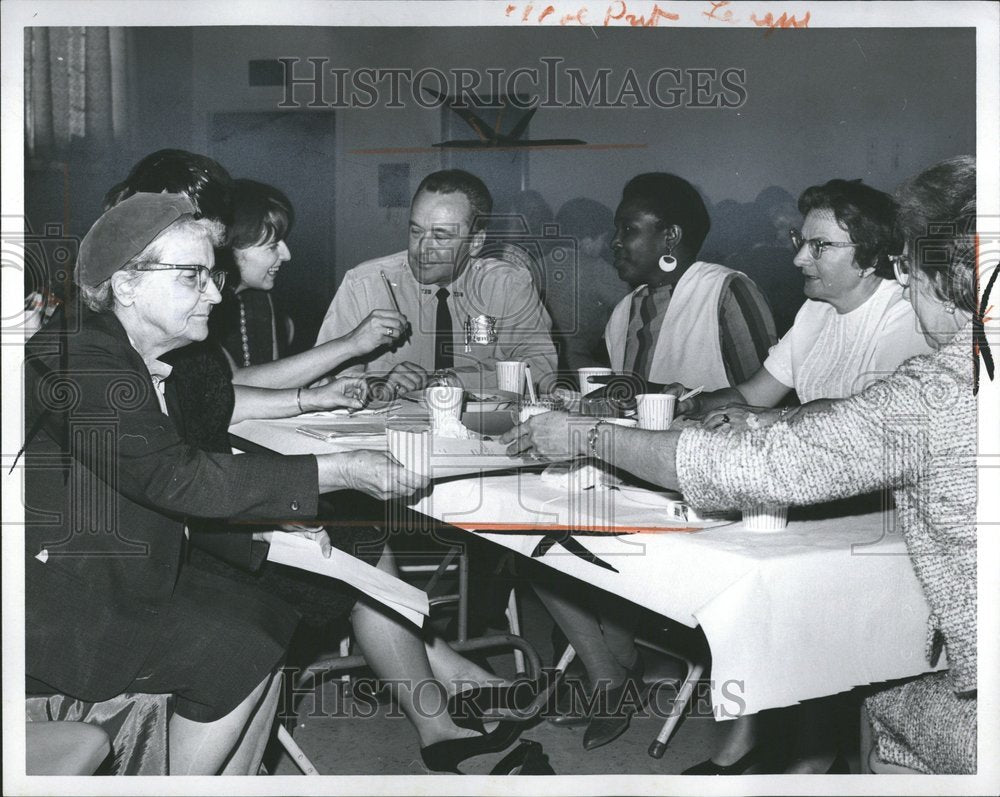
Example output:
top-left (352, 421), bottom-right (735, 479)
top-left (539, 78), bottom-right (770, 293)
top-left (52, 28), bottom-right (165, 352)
top-left (230, 415), bottom-right (943, 718)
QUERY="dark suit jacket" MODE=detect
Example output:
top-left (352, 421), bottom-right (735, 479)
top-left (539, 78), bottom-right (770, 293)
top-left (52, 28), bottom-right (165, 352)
top-left (23, 308), bottom-right (319, 703)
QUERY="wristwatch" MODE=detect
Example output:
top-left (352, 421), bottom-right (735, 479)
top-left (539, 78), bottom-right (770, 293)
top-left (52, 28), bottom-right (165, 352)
top-left (587, 420), bottom-right (607, 459)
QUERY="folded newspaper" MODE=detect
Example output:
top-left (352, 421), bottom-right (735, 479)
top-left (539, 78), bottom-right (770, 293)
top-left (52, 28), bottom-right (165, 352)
top-left (265, 533), bottom-right (429, 627)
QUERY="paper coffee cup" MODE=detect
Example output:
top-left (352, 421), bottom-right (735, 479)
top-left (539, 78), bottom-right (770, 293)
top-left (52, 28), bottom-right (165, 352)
top-left (426, 385), bottom-right (463, 417)
top-left (742, 504), bottom-right (789, 531)
top-left (636, 393), bottom-right (677, 430)
top-left (578, 367), bottom-right (613, 396)
top-left (496, 361), bottom-right (527, 395)
top-left (425, 386), bottom-right (465, 434)
top-left (386, 427), bottom-right (431, 477)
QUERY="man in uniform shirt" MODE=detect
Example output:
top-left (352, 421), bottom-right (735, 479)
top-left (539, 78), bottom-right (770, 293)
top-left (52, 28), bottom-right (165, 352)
top-left (316, 170), bottom-right (558, 395)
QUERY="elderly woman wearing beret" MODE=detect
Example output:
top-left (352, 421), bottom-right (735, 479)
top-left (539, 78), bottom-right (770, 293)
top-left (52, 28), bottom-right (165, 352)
top-left (23, 193), bottom-right (427, 775)
top-left (504, 156), bottom-right (978, 774)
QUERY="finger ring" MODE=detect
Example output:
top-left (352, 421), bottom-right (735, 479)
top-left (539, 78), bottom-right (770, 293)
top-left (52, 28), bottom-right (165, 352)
top-left (385, 327), bottom-right (395, 337)
top-left (720, 414), bottom-right (730, 424)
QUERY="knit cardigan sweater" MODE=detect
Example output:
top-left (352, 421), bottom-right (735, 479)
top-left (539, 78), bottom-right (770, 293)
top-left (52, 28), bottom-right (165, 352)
top-left (677, 323), bottom-right (977, 695)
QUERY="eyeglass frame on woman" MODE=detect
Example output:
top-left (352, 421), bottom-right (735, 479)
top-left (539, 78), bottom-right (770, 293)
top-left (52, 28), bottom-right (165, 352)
top-left (134, 263), bottom-right (226, 292)
top-left (788, 228), bottom-right (859, 260)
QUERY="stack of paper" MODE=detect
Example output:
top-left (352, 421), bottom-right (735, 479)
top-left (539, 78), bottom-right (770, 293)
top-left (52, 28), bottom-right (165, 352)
top-left (265, 533), bottom-right (429, 627)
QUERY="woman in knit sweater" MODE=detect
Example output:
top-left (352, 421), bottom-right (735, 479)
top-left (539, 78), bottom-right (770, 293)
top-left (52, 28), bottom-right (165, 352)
top-left (503, 156), bottom-right (978, 774)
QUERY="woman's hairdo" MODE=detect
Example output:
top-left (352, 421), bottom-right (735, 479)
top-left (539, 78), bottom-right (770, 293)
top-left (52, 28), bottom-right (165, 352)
top-left (798, 179), bottom-right (901, 279)
top-left (228, 179), bottom-right (295, 249)
top-left (895, 156), bottom-right (977, 314)
top-left (103, 149), bottom-right (235, 230)
top-left (415, 169), bottom-right (493, 232)
top-left (216, 179), bottom-right (295, 289)
top-left (620, 173), bottom-right (711, 256)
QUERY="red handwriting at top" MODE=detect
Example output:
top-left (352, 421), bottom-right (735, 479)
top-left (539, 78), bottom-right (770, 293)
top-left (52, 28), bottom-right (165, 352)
top-left (506, 2), bottom-right (811, 29)
top-left (750, 10), bottom-right (811, 31)
top-left (506, 2), bottom-right (679, 26)
top-left (703, 1), bottom-right (735, 23)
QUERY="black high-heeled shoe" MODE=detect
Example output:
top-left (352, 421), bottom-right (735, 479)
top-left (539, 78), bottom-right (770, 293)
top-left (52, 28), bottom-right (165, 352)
top-left (420, 720), bottom-right (525, 773)
top-left (681, 745), bottom-right (775, 775)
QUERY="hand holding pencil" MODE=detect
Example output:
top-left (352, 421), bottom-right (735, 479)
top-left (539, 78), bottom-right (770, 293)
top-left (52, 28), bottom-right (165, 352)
top-left (347, 308), bottom-right (409, 356)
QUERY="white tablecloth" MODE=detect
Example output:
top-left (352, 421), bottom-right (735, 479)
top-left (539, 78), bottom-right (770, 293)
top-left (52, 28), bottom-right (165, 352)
top-left (230, 418), bottom-right (942, 716)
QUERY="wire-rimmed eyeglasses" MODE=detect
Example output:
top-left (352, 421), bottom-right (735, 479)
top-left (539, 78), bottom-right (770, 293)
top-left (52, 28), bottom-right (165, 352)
top-left (135, 263), bottom-right (226, 292)
top-left (789, 229), bottom-right (859, 260)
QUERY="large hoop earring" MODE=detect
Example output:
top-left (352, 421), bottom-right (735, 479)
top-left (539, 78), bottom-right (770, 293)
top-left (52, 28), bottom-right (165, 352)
top-left (658, 253), bottom-right (677, 272)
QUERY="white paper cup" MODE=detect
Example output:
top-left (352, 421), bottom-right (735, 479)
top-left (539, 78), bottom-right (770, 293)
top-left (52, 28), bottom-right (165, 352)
top-left (496, 361), bottom-right (527, 395)
top-left (742, 504), bottom-right (789, 531)
top-left (425, 385), bottom-right (463, 417)
top-left (578, 367), bottom-right (613, 395)
top-left (386, 427), bottom-right (431, 477)
top-left (636, 393), bottom-right (677, 430)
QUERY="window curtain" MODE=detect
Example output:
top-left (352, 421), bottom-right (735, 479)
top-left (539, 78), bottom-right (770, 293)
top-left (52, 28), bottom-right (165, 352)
top-left (25, 27), bottom-right (129, 161)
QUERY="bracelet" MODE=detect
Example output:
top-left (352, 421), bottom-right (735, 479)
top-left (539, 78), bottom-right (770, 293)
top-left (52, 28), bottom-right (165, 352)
top-left (587, 420), bottom-right (606, 459)
top-left (295, 387), bottom-right (304, 414)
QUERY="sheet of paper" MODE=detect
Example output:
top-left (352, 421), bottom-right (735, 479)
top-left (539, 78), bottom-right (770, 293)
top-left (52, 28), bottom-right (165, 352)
top-left (297, 422), bottom-right (388, 438)
top-left (266, 533), bottom-right (428, 627)
top-left (386, 427), bottom-right (555, 479)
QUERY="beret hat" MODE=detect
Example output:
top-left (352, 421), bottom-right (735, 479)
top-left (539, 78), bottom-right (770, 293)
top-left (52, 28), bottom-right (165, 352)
top-left (75, 192), bottom-right (197, 287)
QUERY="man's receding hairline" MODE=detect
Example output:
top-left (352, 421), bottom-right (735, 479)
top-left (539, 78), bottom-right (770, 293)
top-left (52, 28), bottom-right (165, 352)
top-left (411, 187), bottom-right (478, 225)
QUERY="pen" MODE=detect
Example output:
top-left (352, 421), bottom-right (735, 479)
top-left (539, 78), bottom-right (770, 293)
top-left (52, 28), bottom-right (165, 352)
top-left (296, 427), bottom-right (331, 441)
top-left (380, 270), bottom-right (401, 314)
top-left (678, 386), bottom-right (704, 403)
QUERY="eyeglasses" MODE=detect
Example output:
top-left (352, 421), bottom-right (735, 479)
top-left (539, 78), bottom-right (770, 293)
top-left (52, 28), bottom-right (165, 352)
top-left (789, 229), bottom-right (859, 260)
top-left (889, 254), bottom-right (911, 287)
top-left (135, 263), bottom-right (226, 292)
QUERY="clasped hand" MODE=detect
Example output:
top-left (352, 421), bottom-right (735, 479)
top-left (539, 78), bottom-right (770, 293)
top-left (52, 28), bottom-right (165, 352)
top-left (310, 376), bottom-right (369, 410)
top-left (500, 410), bottom-right (591, 459)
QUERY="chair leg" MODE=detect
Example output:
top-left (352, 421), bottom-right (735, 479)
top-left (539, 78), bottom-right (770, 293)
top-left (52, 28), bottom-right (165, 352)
top-left (339, 635), bottom-right (352, 685)
top-left (648, 659), bottom-right (704, 759)
top-left (505, 588), bottom-right (527, 677)
top-left (277, 725), bottom-right (320, 775)
top-left (555, 644), bottom-right (577, 674)
top-left (457, 550), bottom-right (469, 643)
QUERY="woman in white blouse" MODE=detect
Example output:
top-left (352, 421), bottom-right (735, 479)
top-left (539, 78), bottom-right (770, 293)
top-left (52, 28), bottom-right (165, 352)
top-left (667, 178), bottom-right (931, 433)
top-left (662, 178), bottom-right (931, 774)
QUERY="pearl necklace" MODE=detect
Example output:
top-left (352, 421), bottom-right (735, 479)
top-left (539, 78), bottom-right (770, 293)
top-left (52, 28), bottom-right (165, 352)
top-left (238, 296), bottom-right (251, 367)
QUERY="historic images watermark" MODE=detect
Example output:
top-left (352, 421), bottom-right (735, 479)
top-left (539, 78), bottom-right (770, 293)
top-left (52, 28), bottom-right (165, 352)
top-left (284, 671), bottom-right (748, 722)
top-left (278, 58), bottom-right (748, 110)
